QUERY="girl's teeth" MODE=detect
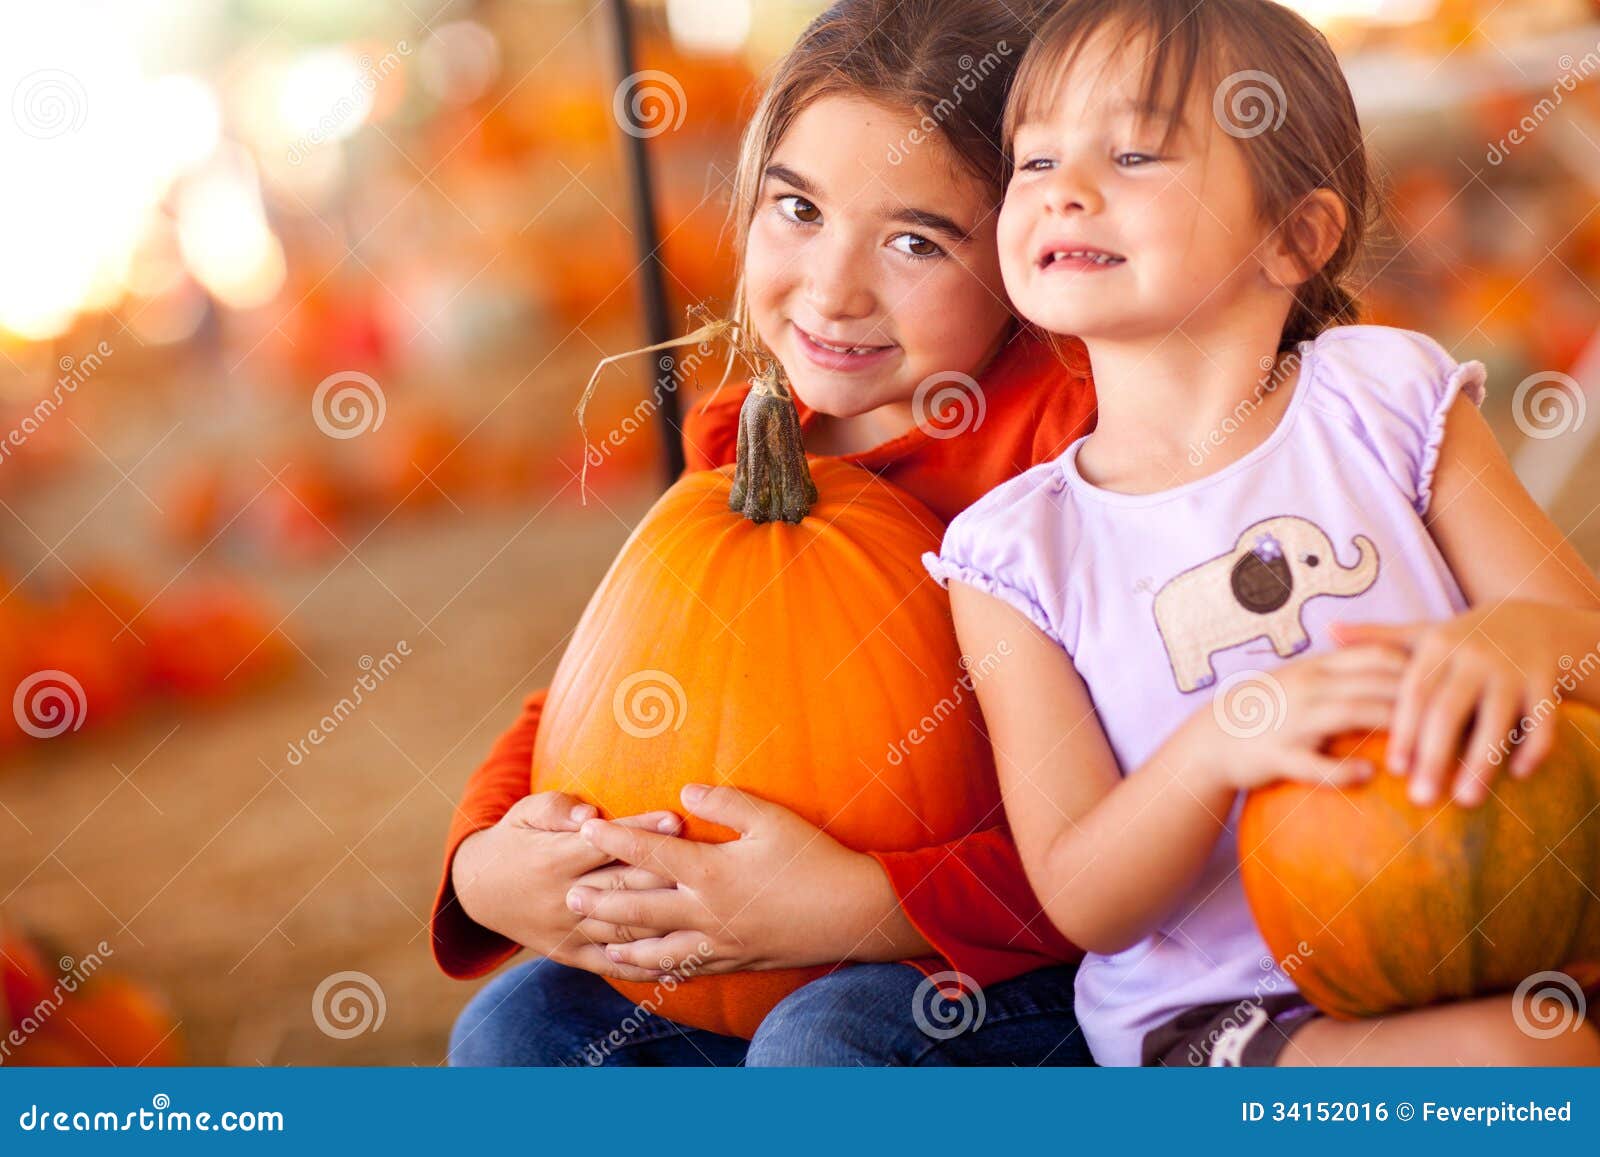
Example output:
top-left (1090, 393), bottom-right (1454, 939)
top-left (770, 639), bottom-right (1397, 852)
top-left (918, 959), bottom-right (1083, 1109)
top-left (1050, 250), bottom-right (1121, 266)
top-left (816, 336), bottom-right (873, 354)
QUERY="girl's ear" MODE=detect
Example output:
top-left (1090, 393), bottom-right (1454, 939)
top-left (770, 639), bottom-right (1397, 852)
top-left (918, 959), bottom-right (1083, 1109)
top-left (1261, 189), bottom-right (1347, 290)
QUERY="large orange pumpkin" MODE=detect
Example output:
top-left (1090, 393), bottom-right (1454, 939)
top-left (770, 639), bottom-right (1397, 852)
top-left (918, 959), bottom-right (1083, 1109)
top-left (1239, 703), bottom-right (1600, 1019)
top-left (531, 370), bottom-right (1001, 1038)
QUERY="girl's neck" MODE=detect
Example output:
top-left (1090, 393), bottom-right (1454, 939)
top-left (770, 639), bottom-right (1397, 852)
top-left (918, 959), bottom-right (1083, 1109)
top-left (1074, 311), bottom-right (1298, 495)
top-left (804, 400), bottom-right (918, 457)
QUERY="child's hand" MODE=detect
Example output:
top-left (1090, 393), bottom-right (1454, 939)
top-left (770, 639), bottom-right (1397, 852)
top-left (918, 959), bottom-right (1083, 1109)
top-left (1184, 644), bottom-right (1407, 794)
top-left (568, 785), bottom-right (901, 978)
top-left (1330, 602), bottom-right (1575, 806)
top-left (451, 790), bottom-right (678, 981)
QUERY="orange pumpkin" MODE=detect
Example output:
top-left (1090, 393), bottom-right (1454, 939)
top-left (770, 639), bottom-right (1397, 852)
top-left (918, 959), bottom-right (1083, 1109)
top-left (1239, 704), bottom-right (1600, 1019)
top-left (531, 369), bottom-right (1000, 1038)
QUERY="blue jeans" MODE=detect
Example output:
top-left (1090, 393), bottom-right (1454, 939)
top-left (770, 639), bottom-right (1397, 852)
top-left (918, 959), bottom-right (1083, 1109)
top-left (447, 957), bottom-right (1091, 1066)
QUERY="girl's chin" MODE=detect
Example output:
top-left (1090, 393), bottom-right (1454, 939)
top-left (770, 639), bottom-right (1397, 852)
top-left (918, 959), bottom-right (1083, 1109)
top-left (783, 371), bottom-right (898, 419)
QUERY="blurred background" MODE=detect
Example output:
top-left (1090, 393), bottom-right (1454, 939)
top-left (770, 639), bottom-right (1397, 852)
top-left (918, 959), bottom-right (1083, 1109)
top-left (0, 0), bottom-right (1596, 1065)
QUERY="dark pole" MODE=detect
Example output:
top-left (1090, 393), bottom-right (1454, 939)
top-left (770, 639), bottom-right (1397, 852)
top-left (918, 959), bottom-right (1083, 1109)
top-left (607, 0), bottom-right (686, 486)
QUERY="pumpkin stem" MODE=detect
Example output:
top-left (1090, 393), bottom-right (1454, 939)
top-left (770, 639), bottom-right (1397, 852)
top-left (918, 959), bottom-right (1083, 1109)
top-left (729, 355), bottom-right (817, 524)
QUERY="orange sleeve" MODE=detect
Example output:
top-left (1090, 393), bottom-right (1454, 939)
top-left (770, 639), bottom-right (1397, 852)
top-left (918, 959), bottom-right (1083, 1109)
top-left (429, 688), bottom-right (546, 978)
top-left (430, 390), bottom-right (747, 979)
top-left (869, 827), bottom-right (1081, 990)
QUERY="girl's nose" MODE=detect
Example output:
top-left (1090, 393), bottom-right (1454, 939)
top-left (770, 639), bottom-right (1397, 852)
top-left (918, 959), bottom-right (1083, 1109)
top-left (803, 239), bottom-right (875, 320)
top-left (1042, 164), bottom-right (1103, 217)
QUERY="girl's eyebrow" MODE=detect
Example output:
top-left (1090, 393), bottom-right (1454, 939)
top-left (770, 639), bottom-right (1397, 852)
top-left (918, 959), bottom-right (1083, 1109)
top-left (884, 205), bottom-right (973, 244)
top-left (765, 162), bottom-right (819, 197)
top-left (763, 163), bottom-right (972, 243)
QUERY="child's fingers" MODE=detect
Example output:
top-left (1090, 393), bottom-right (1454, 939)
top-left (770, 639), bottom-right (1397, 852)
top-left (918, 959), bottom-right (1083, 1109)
top-left (1277, 749), bottom-right (1376, 787)
top-left (1327, 621), bottom-right (1422, 653)
top-left (612, 811), bottom-right (683, 836)
top-left (562, 943), bottom-right (669, 984)
top-left (567, 884), bottom-right (697, 932)
top-left (606, 931), bottom-right (725, 977)
top-left (1453, 681), bottom-right (1521, 807)
top-left (1510, 689), bottom-right (1559, 778)
top-left (1317, 643), bottom-right (1412, 675)
top-left (1306, 693), bottom-right (1397, 740)
top-left (575, 917), bottom-right (663, 947)
top-left (574, 863), bottom-right (675, 892)
top-left (1388, 644), bottom-right (1451, 775)
top-left (510, 791), bottom-right (593, 832)
top-left (579, 818), bottom-right (700, 882)
top-left (1408, 670), bottom-right (1481, 806)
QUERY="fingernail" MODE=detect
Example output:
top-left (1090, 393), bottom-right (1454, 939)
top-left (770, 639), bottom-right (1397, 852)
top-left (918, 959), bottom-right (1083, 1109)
top-left (1409, 780), bottom-right (1434, 806)
top-left (1388, 751), bottom-right (1407, 774)
top-left (657, 815), bottom-right (678, 832)
top-left (682, 784), bottom-right (708, 805)
top-left (579, 819), bottom-right (600, 840)
top-left (606, 947), bottom-right (622, 962)
top-left (570, 804), bottom-right (596, 823)
top-left (566, 891), bottom-right (584, 912)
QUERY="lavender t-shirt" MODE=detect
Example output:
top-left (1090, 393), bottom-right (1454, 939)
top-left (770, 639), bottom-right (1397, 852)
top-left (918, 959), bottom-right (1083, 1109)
top-left (922, 325), bottom-right (1486, 1066)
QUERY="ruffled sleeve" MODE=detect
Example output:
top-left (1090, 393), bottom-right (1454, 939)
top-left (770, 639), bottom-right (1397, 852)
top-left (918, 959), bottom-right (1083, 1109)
top-left (920, 466), bottom-right (1072, 651)
top-left (1308, 325), bottom-right (1487, 517)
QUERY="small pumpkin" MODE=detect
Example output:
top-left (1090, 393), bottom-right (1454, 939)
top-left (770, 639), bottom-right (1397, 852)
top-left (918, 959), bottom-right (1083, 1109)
top-left (532, 361), bottom-right (1000, 1038)
top-left (1239, 703), bottom-right (1600, 1019)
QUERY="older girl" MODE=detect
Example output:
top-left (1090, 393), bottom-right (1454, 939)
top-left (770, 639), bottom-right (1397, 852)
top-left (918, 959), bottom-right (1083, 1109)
top-left (441, 0), bottom-right (1098, 1066)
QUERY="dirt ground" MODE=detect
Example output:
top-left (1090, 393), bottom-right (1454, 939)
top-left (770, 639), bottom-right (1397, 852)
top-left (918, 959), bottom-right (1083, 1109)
top-left (0, 481), bottom-right (658, 1066)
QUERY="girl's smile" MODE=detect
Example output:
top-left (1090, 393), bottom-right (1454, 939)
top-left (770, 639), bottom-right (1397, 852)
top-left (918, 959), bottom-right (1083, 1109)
top-left (790, 321), bottom-right (900, 373)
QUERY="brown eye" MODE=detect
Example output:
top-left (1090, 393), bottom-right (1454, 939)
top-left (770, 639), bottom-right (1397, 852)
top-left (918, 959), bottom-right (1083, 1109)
top-left (778, 194), bottom-right (820, 224)
top-left (891, 233), bottom-right (943, 259)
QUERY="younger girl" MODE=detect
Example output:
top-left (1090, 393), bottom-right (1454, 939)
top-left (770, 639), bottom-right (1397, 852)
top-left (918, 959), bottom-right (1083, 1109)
top-left (441, 0), bottom-right (1099, 1066)
top-left (926, 0), bottom-right (1600, 1066)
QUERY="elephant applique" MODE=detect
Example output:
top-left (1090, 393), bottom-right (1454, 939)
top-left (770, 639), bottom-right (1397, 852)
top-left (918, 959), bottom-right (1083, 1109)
top-left (1153, 516), bottom-right (1379, 693)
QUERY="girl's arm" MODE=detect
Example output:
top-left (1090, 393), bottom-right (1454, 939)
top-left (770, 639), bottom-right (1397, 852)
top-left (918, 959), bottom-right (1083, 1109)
top-left (948, 583), bottom-right (1401, 956)
top-left (1427, 396), bottom-right (1600, 608)
top-left (1333, 396), bottom-right (1600, 803)
top-left (432, 689), bottom-right (547, 976)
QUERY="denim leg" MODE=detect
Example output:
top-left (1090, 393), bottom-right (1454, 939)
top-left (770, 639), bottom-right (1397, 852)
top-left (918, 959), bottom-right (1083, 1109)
top-left (447, 957), bottom-right (748, 1067)
top-left (745, 962), bottom-right (1091, 1067)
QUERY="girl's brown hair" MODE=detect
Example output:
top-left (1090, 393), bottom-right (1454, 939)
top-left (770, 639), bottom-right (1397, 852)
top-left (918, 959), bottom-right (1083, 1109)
top-left (1003, 0), bottom-right (1377, 349)
top-left (725, 0), bottom-right (1049, 344)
